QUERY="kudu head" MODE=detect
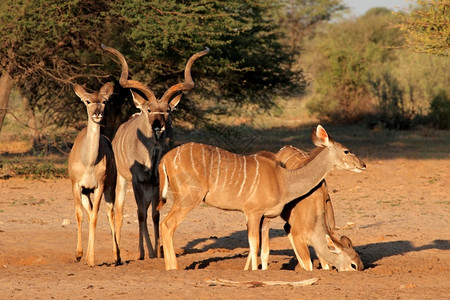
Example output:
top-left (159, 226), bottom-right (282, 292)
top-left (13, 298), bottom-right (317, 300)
top-left (311, 125), bottom-right (366, 173)
top-left (101, 45), bottom-right (209, 141)
top-left (74, 82), bottom-right (114, 124)
top-left (325, 234), bottom-right (364, 271)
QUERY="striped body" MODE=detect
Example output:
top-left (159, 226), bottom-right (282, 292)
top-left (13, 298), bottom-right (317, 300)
top-left (159, 126), bottom-right (366, 271)
top-left (160, 142), bottom-right (286, 216)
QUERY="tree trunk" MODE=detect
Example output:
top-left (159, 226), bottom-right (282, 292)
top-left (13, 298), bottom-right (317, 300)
top-left (22, 96), bottom-right (40, 146)
top-left (0, 72), bottom-right (14, 134)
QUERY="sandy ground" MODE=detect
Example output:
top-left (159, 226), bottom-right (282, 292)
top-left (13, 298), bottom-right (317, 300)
top-left (0, 129), bottom-right (449, 299)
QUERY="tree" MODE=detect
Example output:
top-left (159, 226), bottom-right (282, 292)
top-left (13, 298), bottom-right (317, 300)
top-left (302, 8), bottom-right (404, 123)
top-left (394, 0), bottom-right (449, 56)
top-left (274, 0), bottom-right (348, 58)
top-left (0, 0), bottom-right (305, 141)
top-left (0, 0), bottom-right (114, 143)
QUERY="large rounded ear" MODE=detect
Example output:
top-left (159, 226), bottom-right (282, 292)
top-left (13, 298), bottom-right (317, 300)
top-left (169, 94), bottom-right (182, 111)
top-left (99, 82), bottom-right (114, 100)
top-left (340, 235), bottom-right (354, 249)
top-left (312, 125), bottom-right (333, 147)
top-left (130, 90), bottom-right (146, 110)
top-left (326, 234), bottom-right (342, 254)
top-left (73, 84), bottom-right (89, 101)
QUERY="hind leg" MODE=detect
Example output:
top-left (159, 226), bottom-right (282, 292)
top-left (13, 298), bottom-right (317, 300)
top-left (160, 202), bottom-right (197, 270)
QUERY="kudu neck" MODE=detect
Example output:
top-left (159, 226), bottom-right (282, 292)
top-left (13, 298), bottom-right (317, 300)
top-left (82, 119), bottom-right (102, 165)
top-left (282, 146), bottom-right (334, 202)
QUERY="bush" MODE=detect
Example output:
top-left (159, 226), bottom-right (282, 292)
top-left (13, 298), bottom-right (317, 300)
top-left (430, 90), bottom-right (450, 129)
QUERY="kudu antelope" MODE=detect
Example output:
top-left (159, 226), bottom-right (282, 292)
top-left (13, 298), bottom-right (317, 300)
top-left (158, 125), bottom-right (366, 270)
top-left (256, 146), bottom-right (363, 271)
top-left (102, 45), bottom-right (209, 261)
top-left (68, 82), bottom-right (118, 267)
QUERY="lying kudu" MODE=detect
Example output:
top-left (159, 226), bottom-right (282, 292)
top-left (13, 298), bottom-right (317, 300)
top-left (257, 145), bottom-right (363, 271)
top-left (158, 125), bottom-right (366, 270)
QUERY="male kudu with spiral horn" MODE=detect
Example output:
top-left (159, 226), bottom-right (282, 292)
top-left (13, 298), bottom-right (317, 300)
top-left (102, 45), bottom-right (209, 261)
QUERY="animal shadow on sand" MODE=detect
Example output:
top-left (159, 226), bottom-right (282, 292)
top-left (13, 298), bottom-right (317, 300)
top-left (356, 239), bottom-right (450, 268)
top-left (182, 229), bottom-right (287, 270)
top-left (180, 229), bottom-right (450, 270)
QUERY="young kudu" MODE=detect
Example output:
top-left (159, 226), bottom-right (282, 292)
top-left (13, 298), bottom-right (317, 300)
top-left (158, 125), bottom-right (366, 270)
top-left (68, 83), bottom-right (118, 266)
top-left (102, 45), bottom-right (209, 261)
top-left (257, 146), bottom-right (363, 271)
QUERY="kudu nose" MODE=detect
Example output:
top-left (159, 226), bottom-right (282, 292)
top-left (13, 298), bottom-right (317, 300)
top-left (152, 120), bottom-right (165, 140)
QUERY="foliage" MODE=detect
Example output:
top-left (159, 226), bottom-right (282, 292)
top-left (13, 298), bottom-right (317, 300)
top-left (0, 155), bottom-right (68, 179)
top-left (393, 0), bottom-right (449, 56)
top-left (0, 0), bottom-right (308, 139)
top-left (273, 0), bottom-right (348, 57)
top-left (0, 0), bottom-right (115, 138)
top-left (430, 90), bottom-right (450, 129)
top-left (303, 8), bottom-right (404, 123)
top-left (369, 71), bottom-right (413, 129)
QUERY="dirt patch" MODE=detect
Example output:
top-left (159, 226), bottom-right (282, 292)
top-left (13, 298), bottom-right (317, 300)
top-left (0, 146), bottom-right (449, 298)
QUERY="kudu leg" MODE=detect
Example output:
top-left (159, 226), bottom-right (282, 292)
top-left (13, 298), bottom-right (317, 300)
top-left (104, 184), bottom-right (121, 265)
top-left (73, 186), bottom-right (83, 262)
top-left (161, 203), bottom-right (196, 270)
top-left (150, 188), bottom-right (161, 258)
top-left (81, 189), bottom-right (101, 267)
top-left (132, 182), bottom-right (156, 259)
top-left (244, 213), bottom-right (263, 271)
top-left (260, 217), bottom-right (271, 270)
top-left (286, 232), bottom-right (313, 271)
top-left (114, 175), bottom-right (127, 249)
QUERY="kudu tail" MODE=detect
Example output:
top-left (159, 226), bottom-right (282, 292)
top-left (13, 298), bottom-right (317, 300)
top-left (157, 163), bottom-right (169, 211)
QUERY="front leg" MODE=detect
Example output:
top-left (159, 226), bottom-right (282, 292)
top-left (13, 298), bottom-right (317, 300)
top-left (245, 213), bottom-right (263, 271)
top-left (260, 217), bottom-right (271, 270)
top-left (286, 231), bottom-right (313, 271)
top-left (73, 185), bottom-right (83, 262)
top-left (132, 181), bottom-right (156, 259)
top-left (114, 175), bottom-right (127, 250)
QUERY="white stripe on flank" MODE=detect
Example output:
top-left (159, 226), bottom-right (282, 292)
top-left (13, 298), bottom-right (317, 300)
top-left (161, 164), bottom-right (169, 199)
top-left (248, 156), bottom-right (260, 196)
top-left (229, 155), bottom-right (237, 184)
top-left (201, 146), bottom-right (207, 180)
top-left (222, 152), bottom-right (229, 189)
top-left (213, 148), bottom-right (221, 191)
top-left (190, 143), bottom-right (199, 175)
top-left (174, 147), bottom-right (181, 170)
top-left (209, 146), bottom-right (214, 185)
top-left (237, 157), bottom-right (247, 196)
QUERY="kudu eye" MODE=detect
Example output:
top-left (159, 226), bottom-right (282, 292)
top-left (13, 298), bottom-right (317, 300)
top-left (85, 100), bottom-right (91, 104)
top-left (344, 149), bottom-right (350, 154)
top-left (351, 263), bottom-right (357, 270)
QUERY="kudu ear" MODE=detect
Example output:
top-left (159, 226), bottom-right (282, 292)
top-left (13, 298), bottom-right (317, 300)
top-left (73, 84), bottom-right (89, 102)
top-left (169, 94), bottom-right (182, 111)
top-left (312, 125), bottom-right (333, 147)
top-left (130, 90), bottom-right (147, 110)
top-left (340, 235), bottom-right (354, 249)
top-left (99, 82), bottom-right (114, 100)
top-left (326, 234), bottom-right (342, 254)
